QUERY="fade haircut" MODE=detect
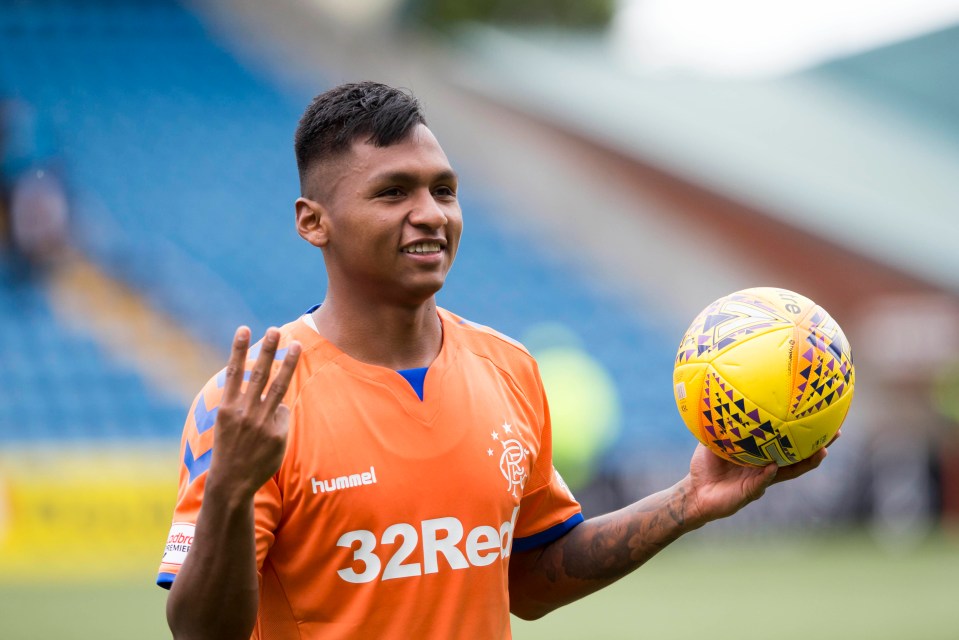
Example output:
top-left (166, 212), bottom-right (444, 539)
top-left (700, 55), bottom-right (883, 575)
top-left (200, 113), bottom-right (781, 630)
top-left (294, 82), bottom-right (427, 191)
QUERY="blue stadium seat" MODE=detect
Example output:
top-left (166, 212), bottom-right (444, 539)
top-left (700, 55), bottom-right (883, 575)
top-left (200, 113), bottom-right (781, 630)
top-left (0, 263), bottom-right (184, 442)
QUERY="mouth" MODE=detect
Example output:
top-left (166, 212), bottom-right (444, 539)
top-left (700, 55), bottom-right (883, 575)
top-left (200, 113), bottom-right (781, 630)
top-left (400, 241), bottom-right (444, 255)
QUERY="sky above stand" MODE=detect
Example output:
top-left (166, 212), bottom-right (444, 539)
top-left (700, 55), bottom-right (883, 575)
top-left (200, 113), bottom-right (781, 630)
top-left (611, 0), bottom-right (959, 77)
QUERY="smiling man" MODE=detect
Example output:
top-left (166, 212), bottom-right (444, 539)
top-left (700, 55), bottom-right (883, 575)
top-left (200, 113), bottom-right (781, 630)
top-left (158, 82), bottom-right (831, 640)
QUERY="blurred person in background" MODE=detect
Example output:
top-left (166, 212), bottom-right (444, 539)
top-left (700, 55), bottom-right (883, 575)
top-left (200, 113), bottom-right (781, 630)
top-left (0, 97), bottom-right (14, 263)
top-left (159, 82), bottom-right (834, 640)
top-left (0, 97), bottom-right (69, 280)
top-left (7, 168), bottom-right (70, 273)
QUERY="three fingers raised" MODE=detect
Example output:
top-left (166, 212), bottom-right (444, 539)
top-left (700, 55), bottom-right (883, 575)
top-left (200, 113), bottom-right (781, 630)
top-left (222, 326), bottom-right (302, 413)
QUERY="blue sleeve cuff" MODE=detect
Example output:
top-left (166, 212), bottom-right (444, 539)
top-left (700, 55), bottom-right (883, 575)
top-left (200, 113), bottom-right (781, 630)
top-left (157, 572), bottom-right (176, 590)
top-left (512, 512), bottom-right (584, 553)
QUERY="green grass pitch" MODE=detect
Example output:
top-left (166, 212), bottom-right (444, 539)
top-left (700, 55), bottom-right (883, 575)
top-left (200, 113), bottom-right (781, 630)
top-left (1, 531), bottom-right (956, 639)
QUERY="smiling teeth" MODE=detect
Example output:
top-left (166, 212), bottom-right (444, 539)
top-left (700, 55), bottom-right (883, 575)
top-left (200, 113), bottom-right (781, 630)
top-left (403, 242), bottom-right (441, 254)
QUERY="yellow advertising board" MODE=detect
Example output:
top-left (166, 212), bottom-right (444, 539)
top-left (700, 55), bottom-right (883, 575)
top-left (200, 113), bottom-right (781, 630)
top-left (0, 444), bottom-right (178, 581)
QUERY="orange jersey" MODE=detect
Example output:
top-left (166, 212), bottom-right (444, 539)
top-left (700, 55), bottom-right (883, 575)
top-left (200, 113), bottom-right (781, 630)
top-left (158, 308), bottom-right (582, 639)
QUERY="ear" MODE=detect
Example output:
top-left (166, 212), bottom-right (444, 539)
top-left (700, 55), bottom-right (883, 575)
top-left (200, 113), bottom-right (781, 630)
top-left (295, 197), bottom-right (329, 248)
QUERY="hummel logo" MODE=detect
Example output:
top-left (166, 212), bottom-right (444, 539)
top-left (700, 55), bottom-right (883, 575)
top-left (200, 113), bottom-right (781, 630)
top-left (311, 466), bottom-right (377, 494)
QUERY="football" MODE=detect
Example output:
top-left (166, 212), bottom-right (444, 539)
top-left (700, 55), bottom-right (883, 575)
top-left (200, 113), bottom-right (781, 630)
top-left (673, 287), bottom-right (854, 466)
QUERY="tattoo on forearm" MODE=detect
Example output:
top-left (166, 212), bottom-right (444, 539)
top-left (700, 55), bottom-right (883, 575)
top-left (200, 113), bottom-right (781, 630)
top-left (550, 484), bottom-right (692, 583)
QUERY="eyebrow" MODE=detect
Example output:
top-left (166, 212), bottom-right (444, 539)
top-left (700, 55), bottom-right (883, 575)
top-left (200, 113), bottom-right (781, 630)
top-left (368, 169), bottom-right (458, 185)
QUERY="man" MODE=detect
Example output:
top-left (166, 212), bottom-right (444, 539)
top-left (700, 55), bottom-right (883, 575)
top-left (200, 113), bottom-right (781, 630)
top-left (160, 82), bottom-right (831, 639)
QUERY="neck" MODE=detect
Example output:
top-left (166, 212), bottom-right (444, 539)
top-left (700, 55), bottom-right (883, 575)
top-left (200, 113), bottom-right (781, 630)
top-left (311, 293), bottom-right (443, 370)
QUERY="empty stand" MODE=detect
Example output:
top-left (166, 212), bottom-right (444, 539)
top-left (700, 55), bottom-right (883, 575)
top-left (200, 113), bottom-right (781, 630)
top-left (0, 264), bottom-right (184, 441)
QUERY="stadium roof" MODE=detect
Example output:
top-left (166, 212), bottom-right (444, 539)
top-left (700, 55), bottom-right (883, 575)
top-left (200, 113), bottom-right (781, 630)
top-left (450, 24), bottom-right (959, 295)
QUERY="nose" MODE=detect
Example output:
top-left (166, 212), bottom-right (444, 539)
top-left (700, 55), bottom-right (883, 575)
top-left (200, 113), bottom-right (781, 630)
top-left (408, 190), bottom-right (448, 229)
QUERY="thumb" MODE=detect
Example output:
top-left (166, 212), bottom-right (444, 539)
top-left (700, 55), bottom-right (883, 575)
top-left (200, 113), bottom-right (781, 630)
top-left (749, 463), bottom-right (779, 501)
top-left (763, 462), bottom-right (779, 483)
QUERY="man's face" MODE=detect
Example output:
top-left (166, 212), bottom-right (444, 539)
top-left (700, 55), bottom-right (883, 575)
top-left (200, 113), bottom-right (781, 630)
top-left (311, 124), bottom-right (463, 306)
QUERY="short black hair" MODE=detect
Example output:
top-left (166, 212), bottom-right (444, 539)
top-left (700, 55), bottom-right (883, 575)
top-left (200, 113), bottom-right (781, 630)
top-left (294, 82), bottom-right (427, 188)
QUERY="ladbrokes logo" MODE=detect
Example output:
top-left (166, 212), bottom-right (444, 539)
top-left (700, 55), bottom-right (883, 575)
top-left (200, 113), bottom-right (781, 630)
top-left (166, 531), bottom-right (193, 552)
top-left (161, 522), bottom-right (195, 566)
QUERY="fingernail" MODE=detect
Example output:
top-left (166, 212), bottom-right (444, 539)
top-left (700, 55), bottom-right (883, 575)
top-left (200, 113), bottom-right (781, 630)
top-left (289, 341), bottom-right (302, 356)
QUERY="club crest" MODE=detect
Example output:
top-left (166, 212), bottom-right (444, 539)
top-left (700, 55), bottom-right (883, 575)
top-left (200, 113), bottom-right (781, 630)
top-left (487, 421), bottom-right (530, 496)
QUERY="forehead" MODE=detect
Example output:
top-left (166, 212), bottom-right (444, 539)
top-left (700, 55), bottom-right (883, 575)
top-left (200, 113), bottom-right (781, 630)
top-left (344, 124), bottom-right (454, 181)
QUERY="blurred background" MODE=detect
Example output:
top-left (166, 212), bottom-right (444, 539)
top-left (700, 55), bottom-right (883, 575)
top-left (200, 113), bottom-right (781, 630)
top-left (0, 0), bottom-right (957, 637)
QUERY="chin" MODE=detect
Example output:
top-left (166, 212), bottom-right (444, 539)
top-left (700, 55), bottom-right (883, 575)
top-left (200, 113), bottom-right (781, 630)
top-left (395, 278), bottom-right (446, 307)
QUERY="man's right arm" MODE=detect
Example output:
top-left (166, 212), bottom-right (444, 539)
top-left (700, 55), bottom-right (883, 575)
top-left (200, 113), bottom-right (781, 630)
top-left (166, 327), bottom-right (301, 640)
top-left (166, 475), bottom-right (261, 639)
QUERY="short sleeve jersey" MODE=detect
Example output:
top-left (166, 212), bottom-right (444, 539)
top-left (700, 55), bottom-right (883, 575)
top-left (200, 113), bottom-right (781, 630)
top-left (158, 308), bottom-right (583, 639)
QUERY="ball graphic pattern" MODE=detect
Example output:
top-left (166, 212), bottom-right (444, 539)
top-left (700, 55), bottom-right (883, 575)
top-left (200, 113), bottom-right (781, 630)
top-left (673, 288), bottom-right (854, 466)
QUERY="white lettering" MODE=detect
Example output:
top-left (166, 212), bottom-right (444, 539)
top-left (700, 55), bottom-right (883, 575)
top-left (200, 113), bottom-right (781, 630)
top-left (381, 523), bottom-right (422, 580)
top-left (500, 506), bottom-right (520, 558)
top-left (336, 530), bottom-right (380, 583)
top-left (465, 526), bottom-right (500, 566)
top-left (334, 508), bottom-right (521, 583)
top-left (311, 466), bottom-right (378, 494)
top-left (422, 517), bottom-right (468, 574)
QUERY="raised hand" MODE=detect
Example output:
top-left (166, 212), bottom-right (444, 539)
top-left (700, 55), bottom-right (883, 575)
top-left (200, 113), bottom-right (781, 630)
top-left (208, 326), bottom-right (302, 499)
top-left (685, 432), bottom-right (839, 525)
top-left (166, 327), bottom-right (301, 639)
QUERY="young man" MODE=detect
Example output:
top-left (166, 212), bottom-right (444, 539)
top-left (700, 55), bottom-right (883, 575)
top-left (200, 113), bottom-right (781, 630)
top-left (159, 82), bottom-right (831, 639)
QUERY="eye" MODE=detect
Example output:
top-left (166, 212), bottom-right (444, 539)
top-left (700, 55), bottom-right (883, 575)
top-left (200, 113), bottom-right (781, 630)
top-left (378, 187), bottom-right (404, 198)
top-left (433, 186), bottom-right (456, 198)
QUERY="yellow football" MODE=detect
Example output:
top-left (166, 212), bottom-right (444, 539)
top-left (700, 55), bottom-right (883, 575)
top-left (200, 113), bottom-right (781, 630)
top-left (673, 287), bottom-right (854, 466)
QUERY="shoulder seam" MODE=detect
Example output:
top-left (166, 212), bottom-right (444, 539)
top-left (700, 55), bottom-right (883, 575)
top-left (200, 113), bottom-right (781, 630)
top-left (456, 346), bottom-right (540, 439)
top-left (447, 313), bottom-right (531, 358)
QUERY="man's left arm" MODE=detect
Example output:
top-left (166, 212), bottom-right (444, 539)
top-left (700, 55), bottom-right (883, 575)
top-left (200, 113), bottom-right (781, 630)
top-left (508, 441), bottom-right (832, 620)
